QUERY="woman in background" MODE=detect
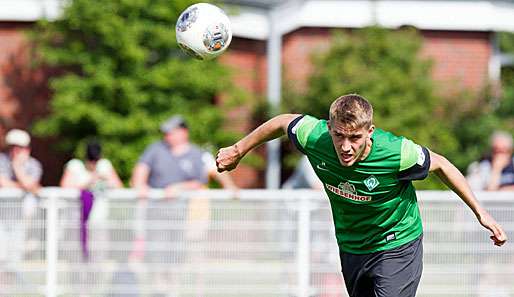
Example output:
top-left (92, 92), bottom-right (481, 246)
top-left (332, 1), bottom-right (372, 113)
top-left (60, 141), bottom-right (123, 261)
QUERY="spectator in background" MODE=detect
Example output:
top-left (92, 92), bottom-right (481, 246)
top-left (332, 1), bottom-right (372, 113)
top-left (0, 129), bottom-right (42, 194)
top-left (60, 141), bottom-right (123, 261)
top-left (467, 131), bottom-right (514, 191)
top-left (60, 140), bottom-right (123, 193)
top-left (130, 115), bottom-right (237, 297)
top-left (131, 115), bottom-right (237, 196)
top-left (0, 129), bottom-right (42, 261)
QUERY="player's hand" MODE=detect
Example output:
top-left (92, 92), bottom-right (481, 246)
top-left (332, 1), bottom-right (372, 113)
top-left (216, 144), bottom-right (242, 173)
top-left (478, 211), bottom-right (508, 246)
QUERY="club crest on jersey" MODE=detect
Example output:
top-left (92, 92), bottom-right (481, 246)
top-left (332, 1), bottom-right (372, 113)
top-left (363, 175), bottom-right (379, 191)
top-left (325, 181), bottom-right (372, 202)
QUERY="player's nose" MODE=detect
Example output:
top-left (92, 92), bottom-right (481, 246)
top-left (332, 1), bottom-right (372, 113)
top-left (340, 139), bottom-right (351, 152)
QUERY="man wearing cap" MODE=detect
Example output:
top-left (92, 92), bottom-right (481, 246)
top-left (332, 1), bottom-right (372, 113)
top-left (0, 129), bottom-right (42, 193)
top-left (0, 129), bottom-right (43, 261)
top-left (131, 115), bottom-right (236, 195)
top-left (130, 115), bottom-right (237, 295)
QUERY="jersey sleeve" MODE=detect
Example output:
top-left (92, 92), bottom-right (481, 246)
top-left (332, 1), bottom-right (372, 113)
top-left (287, 115), bottom-right (320, 154)
top-left (397, 138), bottom-right (431, 181)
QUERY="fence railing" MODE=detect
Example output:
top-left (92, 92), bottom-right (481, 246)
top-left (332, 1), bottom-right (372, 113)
top-left (0, 188), bottom-right (513, 297)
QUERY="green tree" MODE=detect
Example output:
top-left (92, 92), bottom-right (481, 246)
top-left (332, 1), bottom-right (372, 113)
top-left (284, 27), bottom-right (460, 189)
top-left (32, 0), bottom-right (240, 181)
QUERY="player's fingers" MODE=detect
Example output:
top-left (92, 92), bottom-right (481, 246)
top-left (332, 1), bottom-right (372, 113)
top-left (490, 223), bottom-right (501, 238)
top-left (491, 223), bottom-right (507, 242)
top-left (495, 225), bottom-right (508, 243)
top-left (217, 164), bottom-right (226, 173)
top-left (491, 236), bottom-right (505, 246)
top-left (491, 225), bottom-right (501, 245)
top-left (489, 224), bottom-right (507, 246)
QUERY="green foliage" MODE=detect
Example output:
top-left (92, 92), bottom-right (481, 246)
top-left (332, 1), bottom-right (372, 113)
top-left (499, 32), bottom-right (514, 53)
top-left (284, 27), bottom-right (461, 188)
top-left (32, 0), bottom-right (241, 181)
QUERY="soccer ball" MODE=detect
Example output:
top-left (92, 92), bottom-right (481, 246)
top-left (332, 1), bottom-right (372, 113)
top-left (176, 3), bottom-right (232, 60)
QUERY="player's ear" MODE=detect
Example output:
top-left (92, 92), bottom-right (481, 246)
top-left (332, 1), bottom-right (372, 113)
top-left (367, 125), bottom-right (375, 136)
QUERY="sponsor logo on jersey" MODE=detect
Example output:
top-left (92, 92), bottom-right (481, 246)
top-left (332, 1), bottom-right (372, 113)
top-left (326, 182), bottom-right (372, 202)
top-left (363, 175), bottom-right (379, 191)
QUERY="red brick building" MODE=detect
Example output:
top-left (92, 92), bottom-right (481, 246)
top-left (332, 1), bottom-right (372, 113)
top-left (0, 0), bottom-right (513, 186)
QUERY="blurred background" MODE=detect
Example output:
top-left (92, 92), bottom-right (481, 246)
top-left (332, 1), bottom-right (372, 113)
top-left (0, 1), bottom-right (513, 297)
top-left (0, 0), bottom-right (512, 189)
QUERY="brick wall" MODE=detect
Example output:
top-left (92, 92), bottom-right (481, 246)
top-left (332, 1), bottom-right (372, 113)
top-left (282, 27), bottom-right (332, 93)
top-left (0, 22), bottom-right (33, 121)
top-left (0, 22), bottom-right (62, 186)
top-left (267, 28), bottom-right (492, 93)
top-left (420, 30), bottom-right (492, 92)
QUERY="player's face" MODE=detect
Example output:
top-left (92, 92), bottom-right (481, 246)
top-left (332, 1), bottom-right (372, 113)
top-left (328, 121), bottom-right (374, 167)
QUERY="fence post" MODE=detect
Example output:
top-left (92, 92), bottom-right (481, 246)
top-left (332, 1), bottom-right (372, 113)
top-left (297, 196), bottom-right (311, 297)
top-left (45, 190), bottom-right (58, 297)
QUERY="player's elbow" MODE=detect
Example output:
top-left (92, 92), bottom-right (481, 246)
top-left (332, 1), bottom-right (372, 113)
top-left (277, 114), bottom-right (301, 132)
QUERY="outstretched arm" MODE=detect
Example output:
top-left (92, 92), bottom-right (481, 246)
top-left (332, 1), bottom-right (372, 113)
top-left (429, 150), bottom-right (508, 246)
top-left (216, 114), bottom-right (300, 172)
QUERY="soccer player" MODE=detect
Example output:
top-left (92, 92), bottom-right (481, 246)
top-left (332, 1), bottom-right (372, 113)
top-left (215, 94), bottom-right (507, 297)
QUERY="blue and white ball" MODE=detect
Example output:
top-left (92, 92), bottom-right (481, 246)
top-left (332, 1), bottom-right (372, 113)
top-left (176, 3), bottom-right (232, 60)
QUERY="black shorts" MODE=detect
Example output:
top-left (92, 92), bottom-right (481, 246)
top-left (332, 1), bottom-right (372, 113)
top-left (340, 236), bottom-right (423, 297)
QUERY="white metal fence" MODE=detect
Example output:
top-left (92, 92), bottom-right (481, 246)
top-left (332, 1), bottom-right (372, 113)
top-left (0, 188), bottom-right (512, 297)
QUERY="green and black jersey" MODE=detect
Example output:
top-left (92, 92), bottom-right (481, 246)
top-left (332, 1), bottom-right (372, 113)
top-left (288, 115), bottom-right (431, 254)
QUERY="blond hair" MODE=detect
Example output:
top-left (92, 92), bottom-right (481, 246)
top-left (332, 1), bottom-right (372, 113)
top-left (329, 94), bottom-right (373, 130)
